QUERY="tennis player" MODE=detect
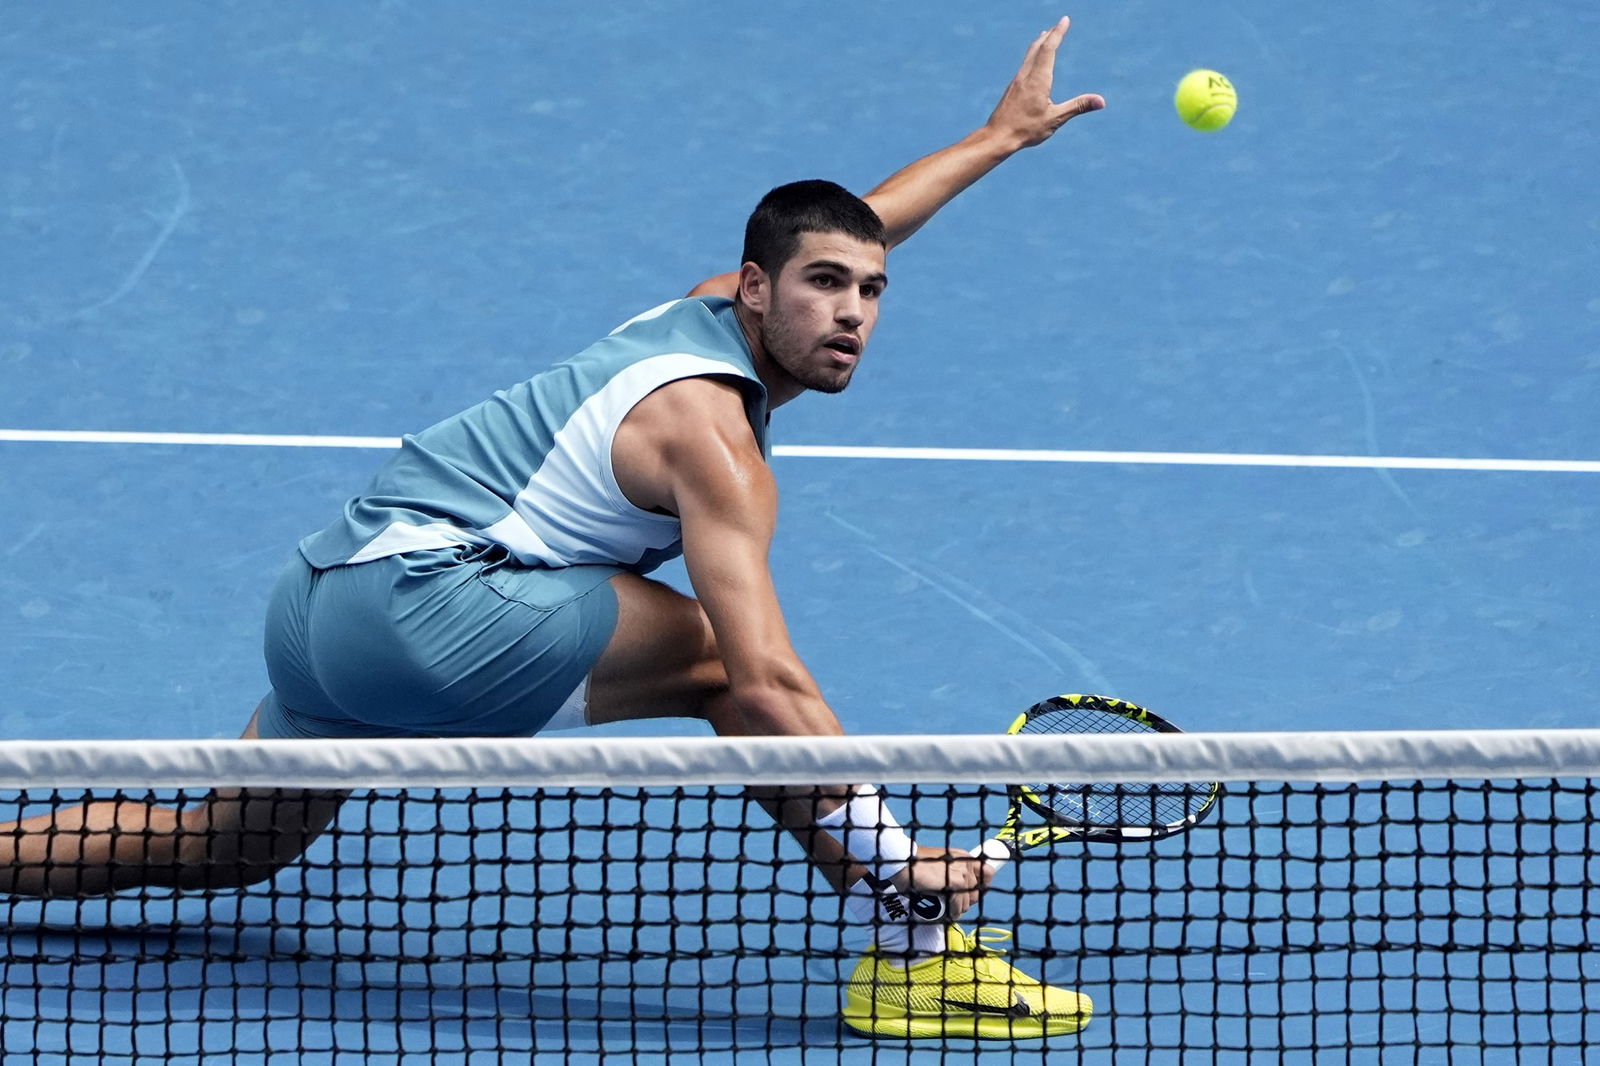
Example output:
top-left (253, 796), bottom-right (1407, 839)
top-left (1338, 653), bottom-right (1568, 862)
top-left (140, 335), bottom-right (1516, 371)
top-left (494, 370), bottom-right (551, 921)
top-left (1, 17), bottom-right (1102, 1040)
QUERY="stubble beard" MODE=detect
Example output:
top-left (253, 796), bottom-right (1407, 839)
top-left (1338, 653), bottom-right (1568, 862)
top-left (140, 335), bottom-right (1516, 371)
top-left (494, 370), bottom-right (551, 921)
top-left (760, 307), bottom-right (855, 396)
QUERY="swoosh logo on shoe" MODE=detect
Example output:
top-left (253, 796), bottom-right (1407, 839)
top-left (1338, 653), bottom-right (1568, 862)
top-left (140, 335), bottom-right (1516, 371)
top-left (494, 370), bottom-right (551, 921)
top-left (937, 996), bottom-right (1032, 1018)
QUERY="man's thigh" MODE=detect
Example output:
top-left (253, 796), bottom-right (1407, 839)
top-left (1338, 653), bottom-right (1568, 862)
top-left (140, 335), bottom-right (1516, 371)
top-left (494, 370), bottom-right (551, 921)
top-left (585, 572), bottom-right (727, 726)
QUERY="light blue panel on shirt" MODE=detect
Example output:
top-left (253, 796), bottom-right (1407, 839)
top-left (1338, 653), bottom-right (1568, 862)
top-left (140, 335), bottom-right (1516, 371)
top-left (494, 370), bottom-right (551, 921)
top-left (297, 297), bottom-right (769, 572)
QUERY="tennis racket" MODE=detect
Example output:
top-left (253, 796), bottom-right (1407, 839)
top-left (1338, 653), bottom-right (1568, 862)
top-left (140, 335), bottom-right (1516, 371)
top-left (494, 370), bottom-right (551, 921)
top-left (909, 693), bottom-right (1220, 919)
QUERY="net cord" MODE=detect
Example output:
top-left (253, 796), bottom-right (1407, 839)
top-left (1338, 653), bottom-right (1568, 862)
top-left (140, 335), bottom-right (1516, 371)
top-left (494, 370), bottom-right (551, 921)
top-left (0, 729), bottom-right (1596, 789)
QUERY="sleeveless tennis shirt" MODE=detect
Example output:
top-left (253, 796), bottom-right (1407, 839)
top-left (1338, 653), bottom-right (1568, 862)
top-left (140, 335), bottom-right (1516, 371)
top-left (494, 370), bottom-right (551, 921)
top-left (297, 296), bottom-right (769, 575)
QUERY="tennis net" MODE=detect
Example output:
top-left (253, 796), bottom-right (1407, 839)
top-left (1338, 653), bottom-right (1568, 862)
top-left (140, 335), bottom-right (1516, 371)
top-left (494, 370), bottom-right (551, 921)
top-left (1, 728), bottom-right (1597, 1064)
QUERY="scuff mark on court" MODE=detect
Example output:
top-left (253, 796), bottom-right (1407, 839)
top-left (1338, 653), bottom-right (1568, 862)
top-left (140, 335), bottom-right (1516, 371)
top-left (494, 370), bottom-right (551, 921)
top-left (68, 158), bottom-right (191, 321)
top-left (823, 510), bottom-right (1118, 695)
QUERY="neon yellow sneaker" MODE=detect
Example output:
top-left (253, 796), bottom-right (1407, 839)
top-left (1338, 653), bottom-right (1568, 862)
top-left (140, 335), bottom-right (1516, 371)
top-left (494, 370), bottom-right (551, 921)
top-left (841, 925), bottom-right (1092, 1039)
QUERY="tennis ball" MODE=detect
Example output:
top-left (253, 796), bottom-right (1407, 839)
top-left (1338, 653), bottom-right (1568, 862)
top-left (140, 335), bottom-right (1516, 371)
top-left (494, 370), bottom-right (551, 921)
top-left (1174, 69), bottom-right (1237, 131)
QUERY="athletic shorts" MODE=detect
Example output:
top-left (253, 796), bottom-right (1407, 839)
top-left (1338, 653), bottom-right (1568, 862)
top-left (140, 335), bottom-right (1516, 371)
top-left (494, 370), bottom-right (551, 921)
top-left (257, 546), bottom-right (622, 739)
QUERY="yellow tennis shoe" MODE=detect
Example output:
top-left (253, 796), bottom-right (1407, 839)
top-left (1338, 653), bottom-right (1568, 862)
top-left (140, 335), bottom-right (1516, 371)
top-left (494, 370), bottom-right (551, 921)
top-left (841, 925), bottom-right (1092, 1039)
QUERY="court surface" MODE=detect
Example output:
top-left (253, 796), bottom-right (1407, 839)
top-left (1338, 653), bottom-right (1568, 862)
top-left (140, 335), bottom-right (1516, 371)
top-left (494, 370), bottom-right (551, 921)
top-left (2, 2), bottom-right (1597, 1062)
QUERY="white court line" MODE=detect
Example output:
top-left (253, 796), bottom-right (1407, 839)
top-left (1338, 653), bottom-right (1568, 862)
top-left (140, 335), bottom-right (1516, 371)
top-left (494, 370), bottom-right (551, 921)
top-left (0, 429), bottom-right (403, 450)
top-left (1, 428), bottom-right (1598, 473)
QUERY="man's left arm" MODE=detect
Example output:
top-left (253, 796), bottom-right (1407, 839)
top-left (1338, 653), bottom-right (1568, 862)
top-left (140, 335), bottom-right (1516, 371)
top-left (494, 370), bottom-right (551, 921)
top-left (687, 16), bottom-right (1101, 298)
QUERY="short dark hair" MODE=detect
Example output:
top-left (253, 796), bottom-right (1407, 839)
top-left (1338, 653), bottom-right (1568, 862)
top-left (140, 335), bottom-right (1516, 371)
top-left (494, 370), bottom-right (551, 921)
top-left (740, 180), bottom-right (886, 277)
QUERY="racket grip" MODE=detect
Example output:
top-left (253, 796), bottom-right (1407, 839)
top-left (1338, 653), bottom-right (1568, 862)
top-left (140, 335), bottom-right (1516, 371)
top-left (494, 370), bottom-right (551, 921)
top-left (904, 838), bottom-right (1016, 923)
top-left (972, 836), bottom-right (1014, 872)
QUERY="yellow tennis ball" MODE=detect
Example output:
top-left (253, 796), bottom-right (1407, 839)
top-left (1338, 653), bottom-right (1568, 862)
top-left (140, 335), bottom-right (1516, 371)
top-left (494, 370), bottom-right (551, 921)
top-left (1175, 69), bottom-right (1237, 131)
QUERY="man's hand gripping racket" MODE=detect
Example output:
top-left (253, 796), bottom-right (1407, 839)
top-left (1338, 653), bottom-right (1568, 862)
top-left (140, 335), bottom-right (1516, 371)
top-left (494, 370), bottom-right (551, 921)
top-left (911, 693), bottom-right (1221, 922)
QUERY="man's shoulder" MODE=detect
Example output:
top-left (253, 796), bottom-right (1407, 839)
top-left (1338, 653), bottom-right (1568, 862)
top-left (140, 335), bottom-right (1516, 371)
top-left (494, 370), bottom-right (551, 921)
top-left (603, 296), bottom-right (740, 354)
top-left (606, 296), bottom-right (732, 339)
top-left (575, 297), bottom-right (758, 393)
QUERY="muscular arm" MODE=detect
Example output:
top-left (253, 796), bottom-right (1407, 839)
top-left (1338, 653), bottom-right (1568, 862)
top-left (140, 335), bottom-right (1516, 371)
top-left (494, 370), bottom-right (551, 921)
top-left (616, 377), bottom-right (836, 735)
top-left (614, 378), bottom-right (853, 888)
top-left (614, 378), bottom-right (986, 906)
top-left (687, 17), bottom-right (1102, 298)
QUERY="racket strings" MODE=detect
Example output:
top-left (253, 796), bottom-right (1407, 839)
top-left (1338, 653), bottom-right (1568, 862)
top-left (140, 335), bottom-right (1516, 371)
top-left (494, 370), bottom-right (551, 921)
top-left (1018, 703), bottom-right (1214, 829)
top-left (1024, 707), bottom-right (1154, 736)
top-left (1030, 780), bottom-right (1211, 829)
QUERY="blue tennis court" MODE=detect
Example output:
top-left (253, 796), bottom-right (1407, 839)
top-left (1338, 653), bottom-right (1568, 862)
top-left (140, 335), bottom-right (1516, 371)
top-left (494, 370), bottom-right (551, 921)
top-left (3, 2), bottom-right (1597, 1063)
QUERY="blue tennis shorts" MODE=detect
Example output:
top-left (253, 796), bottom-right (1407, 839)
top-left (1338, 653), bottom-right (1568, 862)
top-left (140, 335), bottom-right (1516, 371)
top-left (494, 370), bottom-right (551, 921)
top-left (258, 546), bottom-right (622, 739)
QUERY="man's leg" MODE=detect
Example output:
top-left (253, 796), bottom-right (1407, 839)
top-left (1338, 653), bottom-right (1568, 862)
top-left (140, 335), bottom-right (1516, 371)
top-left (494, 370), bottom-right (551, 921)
top-left (583, 572), bottom-right (871, 894)
top-left (580, 573), bottom-right (1093, 1037)
top-left (0, 702), bottom-right (344, 898)
top-left (584, 573), bottom-right (736, 729)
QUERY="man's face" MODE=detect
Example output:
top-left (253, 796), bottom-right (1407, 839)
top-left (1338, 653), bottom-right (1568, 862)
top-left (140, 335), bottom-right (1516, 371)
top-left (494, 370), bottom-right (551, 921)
top-left (759, 231), bottom-right (888, 396)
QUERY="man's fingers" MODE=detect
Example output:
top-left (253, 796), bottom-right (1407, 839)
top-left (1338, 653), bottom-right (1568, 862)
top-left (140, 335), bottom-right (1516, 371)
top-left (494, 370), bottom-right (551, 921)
top-left (1030, 16), bottom-right (1071, 75)
top-left (1018, 18), bottom-right (1067, 80)
top-left (1045, 15), bottom-right (1072, 52)
top-left (1017, 27), bottom-right (1048, 78)
top-left (939, 858), bottom-right (979, 891)
top-left (1054, 93), bottom-right (1106, 125)
top-left (944, 853), bottom-right (985, 890)
top-left (1010, 17), bottom-right (1071, 109)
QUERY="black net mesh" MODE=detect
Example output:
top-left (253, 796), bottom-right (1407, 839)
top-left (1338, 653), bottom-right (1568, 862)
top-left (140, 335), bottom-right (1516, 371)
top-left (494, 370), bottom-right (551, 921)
top-left (2, 773), bottom-right (1598, 1064)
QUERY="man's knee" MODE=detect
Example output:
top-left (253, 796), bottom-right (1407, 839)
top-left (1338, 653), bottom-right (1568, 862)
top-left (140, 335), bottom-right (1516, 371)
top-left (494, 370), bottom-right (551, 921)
top-left (643, 594), bottom-right (728, 717)
top-left (603, 576), bottom-right (722, 675)
top-left (681, 598), bottom-right (724, 676)
top-left (171, 789), bottom-right (340, 890)
top-left (660, 593), bottom-right (729, 703)
top-left (589, 576), bottom-right (731, 723)
top-left (169, 835), bottom-right (286, 889)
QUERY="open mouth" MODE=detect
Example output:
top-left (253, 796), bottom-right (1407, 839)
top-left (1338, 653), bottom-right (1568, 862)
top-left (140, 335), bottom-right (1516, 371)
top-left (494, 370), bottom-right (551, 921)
top-left (823, 336), bottom-right (861, 357)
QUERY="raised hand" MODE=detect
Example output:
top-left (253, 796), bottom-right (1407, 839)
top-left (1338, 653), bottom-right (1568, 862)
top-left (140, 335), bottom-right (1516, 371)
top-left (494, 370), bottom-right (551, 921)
top-left (985, 16), bottom-right (1105, 150)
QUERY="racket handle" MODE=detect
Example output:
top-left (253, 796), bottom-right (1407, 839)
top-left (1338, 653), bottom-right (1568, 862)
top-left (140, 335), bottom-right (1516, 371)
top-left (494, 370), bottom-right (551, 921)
top-left (972, 836), bottom-right (1014, 873)
top-left (903, 838), bottom-right (1017, 923)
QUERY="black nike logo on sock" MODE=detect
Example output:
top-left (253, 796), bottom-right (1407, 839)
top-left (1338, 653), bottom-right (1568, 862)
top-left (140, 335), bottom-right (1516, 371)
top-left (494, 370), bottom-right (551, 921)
top-left (938, 996), bottom-right (1032, 1018)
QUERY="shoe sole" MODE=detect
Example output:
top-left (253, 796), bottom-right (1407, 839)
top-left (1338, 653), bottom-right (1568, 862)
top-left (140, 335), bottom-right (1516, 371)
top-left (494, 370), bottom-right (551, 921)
top-left (840, 1002), bottom-right (1092, 1040)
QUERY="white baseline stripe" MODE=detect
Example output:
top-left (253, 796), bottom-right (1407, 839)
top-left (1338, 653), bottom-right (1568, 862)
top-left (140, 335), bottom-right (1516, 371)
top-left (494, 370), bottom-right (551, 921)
top-left (776, 444), bottom-right (1600, 474)
top-left (0, 429), bottom-right (402, 449)
top-left (1, 428), bottom-right (1597, 473)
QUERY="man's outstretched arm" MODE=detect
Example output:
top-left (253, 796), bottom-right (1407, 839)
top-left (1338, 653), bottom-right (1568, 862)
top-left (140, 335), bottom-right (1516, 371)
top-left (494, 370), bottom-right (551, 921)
top-left (864, 15), bottom-right (1102, 247)
top-left (613, 377), bottom-right (987, 914)
top-left (688, 16), bottom-right (1101, 297)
